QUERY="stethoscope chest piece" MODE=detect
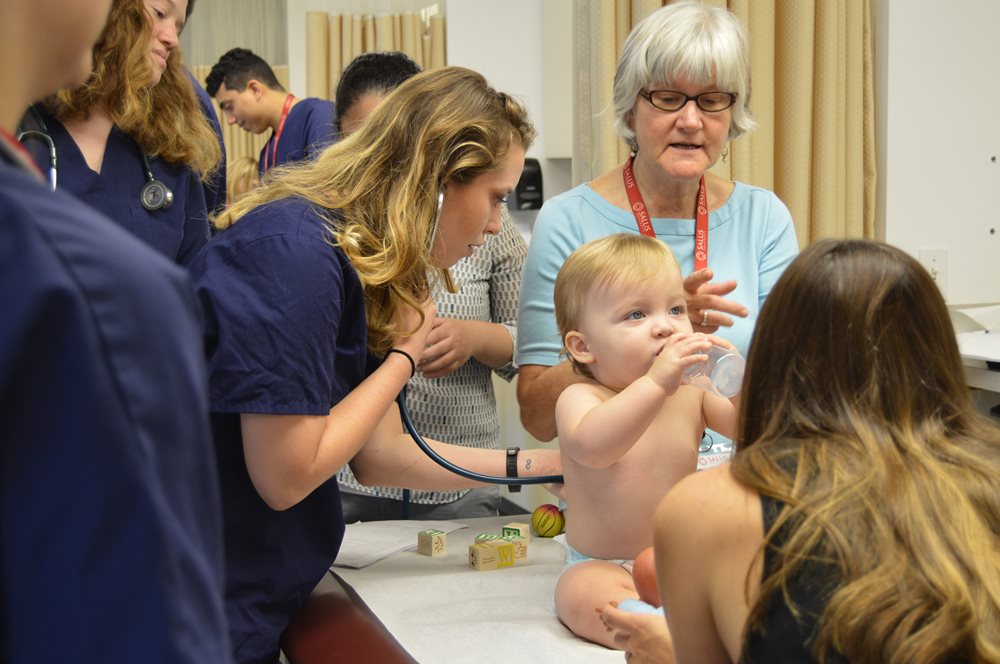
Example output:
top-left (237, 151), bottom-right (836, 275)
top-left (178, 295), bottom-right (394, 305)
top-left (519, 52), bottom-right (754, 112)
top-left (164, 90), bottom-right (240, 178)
top-left (141, 178), bottom-right (174, 211)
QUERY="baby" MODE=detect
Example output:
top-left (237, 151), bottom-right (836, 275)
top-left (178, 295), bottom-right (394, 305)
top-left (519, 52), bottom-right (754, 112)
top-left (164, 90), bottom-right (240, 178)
top-left (551, 233), bottom-right (739, 648)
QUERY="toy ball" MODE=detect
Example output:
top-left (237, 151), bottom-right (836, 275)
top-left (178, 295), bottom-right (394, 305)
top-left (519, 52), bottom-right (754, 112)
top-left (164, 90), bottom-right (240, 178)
top-left (531, 503), bottom-right (565, 537)
top-left (632, 546), bottom-right (661, 607)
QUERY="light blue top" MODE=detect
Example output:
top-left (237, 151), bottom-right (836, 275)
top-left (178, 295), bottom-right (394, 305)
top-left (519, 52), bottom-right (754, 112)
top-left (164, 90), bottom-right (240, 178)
top-left (517, 180), bottom-right (799, 366)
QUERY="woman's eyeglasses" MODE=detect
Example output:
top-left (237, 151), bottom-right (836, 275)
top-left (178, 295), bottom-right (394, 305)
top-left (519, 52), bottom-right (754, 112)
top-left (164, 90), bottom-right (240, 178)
top-left (639, 89), bottom-right (736, 113)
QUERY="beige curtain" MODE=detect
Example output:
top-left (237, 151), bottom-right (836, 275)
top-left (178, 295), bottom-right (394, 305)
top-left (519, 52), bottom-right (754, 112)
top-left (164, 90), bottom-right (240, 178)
top-left (190, 64), bottom-right (290, 166)
top-left (303, 11), bottom-right (446, 101)
top-left (181, 0), bottom-right (287, 70)
top-left (573, 0), bottom-right (662, 184)
top-left (572, 0), bottom-right (876, 244)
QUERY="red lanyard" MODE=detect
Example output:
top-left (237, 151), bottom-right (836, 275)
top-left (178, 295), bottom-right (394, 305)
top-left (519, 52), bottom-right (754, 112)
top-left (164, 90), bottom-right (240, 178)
top-left (264, 94), bottom-right (295, 173)
top-left (622, 155), bottom-right (709, 271)
top-left (0, 127), bottom-right (45, 181)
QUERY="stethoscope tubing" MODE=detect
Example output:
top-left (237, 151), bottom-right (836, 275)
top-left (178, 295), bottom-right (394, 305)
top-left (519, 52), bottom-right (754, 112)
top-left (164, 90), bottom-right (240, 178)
top-left (396, 390), bottom-right (564, 486)
top-left (17, 106), bottom-right (172, 209)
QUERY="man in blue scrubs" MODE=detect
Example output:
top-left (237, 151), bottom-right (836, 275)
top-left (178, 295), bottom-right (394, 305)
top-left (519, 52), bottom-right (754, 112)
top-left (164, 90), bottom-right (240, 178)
top-left (206, 47), bottom-right (337, 177)
top-left (0, 0), bottom-right (230, 660)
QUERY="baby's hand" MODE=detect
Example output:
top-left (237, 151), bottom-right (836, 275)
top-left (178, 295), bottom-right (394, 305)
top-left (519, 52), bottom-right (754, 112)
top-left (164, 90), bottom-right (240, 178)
top-left (704, 334), bottom-right (738, 354)
top-left (647, 333), bottom-right (713, 394)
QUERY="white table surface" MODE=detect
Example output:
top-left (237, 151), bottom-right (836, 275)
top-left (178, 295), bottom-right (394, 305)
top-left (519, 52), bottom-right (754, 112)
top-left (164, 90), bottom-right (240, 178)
top-left (333, 515), bottom-right (622, 664)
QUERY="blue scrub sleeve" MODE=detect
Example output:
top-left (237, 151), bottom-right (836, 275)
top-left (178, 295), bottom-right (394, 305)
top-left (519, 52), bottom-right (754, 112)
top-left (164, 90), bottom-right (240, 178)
top-left (196, 206), bottom-right (360, 415)
top-left (176, 170), bottom-right (210, 267)
top-left (303, 102), bottom-right (337, 158)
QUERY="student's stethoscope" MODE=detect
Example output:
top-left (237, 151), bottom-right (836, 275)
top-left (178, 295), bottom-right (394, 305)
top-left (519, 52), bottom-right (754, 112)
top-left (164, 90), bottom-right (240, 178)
top-left (16, 105), bottom-right (174, 211)
top-left (393, 192), bottom-right (564, 490)
top-left (395, 390), bottom-right (563, 489)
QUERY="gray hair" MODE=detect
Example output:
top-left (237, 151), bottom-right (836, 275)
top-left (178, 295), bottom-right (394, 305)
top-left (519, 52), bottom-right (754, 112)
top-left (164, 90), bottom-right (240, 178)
top-left (612, 1), bottom-right (757, 145)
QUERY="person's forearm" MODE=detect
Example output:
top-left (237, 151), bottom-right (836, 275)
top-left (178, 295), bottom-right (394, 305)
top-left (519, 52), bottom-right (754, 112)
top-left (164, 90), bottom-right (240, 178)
top-left (351, 434), bottom-right (559, 489)
top-left (516, 362), bottom-right (586, 441)
top-left (560, 376), bottom-right (668, 468)
top-left (241, 353), bottom-right (413, 511)
top-left (463, 320), bottom-right (513, 369)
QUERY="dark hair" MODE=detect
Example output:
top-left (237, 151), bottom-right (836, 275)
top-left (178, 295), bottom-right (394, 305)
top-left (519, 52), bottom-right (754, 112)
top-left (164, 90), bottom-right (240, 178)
top-left (205, 47), bottom-right (283, 96)
top-left (334, 51), bottom-right (421, 132)
top-left (186, 0), bottom-right (196, 19)
top-left (733, 239), bottom-right (1000, 662)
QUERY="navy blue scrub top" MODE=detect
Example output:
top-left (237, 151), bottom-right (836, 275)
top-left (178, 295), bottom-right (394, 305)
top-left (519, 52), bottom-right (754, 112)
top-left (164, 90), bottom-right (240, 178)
top-left (190, 197), bottom-right (369, 664)
top-left (24, 107), bottom-right (210, 266)
top-left (189, 69), bottom-right (228, 217)
top-left (0, 143), bottom-right (230, 662)
top-left (257, 98), bottom-right (337, 176)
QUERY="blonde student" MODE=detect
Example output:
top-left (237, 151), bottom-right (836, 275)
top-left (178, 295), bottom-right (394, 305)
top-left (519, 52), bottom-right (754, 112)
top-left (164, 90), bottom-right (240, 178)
top-left (190, 67), bottom-right (560, 664)
top-left (552, 233), bottom-right (739, 649)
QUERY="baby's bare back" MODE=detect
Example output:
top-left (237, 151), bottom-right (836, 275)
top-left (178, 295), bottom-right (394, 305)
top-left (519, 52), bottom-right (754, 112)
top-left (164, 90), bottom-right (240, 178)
top-left (562, 387), bottom-right (703, 560)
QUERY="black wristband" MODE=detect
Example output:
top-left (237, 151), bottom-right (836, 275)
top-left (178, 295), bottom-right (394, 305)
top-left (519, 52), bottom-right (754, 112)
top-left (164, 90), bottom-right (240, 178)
top-left (386, 348), bottom-right (416, 378)
top-left (506, 446), bottom-right (521, 492)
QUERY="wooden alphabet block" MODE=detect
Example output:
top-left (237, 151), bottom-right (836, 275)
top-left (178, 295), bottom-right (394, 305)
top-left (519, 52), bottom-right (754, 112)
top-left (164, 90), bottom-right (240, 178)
top-left (417, 529), bottom-right (447, 557)
top-left (469, 542), bottom-right (499, 570)
top-left (474, 533), bottom-right (503, 543)
top-left (485, 539), bottom-right (515, 568)
top-left (501, 536), bottom-right (528, 561)
top-left (501, 522), bottom-right (531, 543)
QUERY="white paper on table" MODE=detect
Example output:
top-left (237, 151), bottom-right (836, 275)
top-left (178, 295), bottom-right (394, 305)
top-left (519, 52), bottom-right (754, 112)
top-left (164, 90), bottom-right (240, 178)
top-left (332, 519), bottom-right (468, 569)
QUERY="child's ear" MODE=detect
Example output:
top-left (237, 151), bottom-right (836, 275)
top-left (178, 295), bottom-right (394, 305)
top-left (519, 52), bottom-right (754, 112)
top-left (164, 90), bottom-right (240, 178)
top-left (564, 331), bottom-right (595, 366)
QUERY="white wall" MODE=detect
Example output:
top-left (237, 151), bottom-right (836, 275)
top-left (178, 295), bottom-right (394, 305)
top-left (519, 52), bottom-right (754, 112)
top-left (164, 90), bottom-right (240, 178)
top-left (445, 0), bottom-right (573, 201)
top-left (875, 0), bottom-right (1000, 306)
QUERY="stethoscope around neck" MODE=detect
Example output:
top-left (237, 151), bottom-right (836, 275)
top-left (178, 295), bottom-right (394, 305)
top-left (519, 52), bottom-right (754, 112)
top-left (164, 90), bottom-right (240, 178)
top-left (16, 105), bottom-right (174, 211)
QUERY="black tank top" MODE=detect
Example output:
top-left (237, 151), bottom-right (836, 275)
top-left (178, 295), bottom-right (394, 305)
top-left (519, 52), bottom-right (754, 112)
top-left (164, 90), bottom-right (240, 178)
top-left (740, 495), bottom-right (847, 663)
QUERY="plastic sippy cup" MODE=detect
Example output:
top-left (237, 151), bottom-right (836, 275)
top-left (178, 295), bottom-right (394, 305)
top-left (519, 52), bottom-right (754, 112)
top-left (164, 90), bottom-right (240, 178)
top-left (683, 343), bottom-right (745, 398)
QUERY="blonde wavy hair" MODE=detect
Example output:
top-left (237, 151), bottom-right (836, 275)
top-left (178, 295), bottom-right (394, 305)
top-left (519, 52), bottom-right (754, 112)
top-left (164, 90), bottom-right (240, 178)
top-left (216, 66), bottom-right (535, 355)
top-left (45, 0), bottom-right (220, 178)
top-left (733, 239), bottom-right (1000, 663)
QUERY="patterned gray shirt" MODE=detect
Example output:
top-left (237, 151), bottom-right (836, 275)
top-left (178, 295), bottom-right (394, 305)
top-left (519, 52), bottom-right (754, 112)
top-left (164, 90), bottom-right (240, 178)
top-left (337, 207), bottom-right (526, 503)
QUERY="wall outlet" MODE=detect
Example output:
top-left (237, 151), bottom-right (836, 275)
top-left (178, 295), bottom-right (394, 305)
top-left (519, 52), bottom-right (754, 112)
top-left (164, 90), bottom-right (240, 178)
top-left (919, 248), bottom-right (948, 297)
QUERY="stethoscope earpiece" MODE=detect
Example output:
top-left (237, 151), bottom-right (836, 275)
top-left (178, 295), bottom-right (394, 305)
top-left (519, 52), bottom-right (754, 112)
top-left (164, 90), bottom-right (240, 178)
top-left (16, 128), bottom-right (57, 191)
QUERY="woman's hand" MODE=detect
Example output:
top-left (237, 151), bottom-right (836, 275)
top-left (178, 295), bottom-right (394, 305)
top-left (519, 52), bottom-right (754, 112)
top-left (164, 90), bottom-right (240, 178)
top-left (684, 268), bottom-right (747, 332)
top-left (418, 317), bottom-right (474, 378)
top-left (392, 299), bottom-right (436, 363)
top-left (598, 602), bottom-right (675, 664)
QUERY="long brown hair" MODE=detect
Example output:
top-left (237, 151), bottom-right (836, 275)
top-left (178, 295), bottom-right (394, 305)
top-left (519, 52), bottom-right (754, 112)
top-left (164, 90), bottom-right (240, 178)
top-left (45, 0), bottom-right (219, 178)
top-left (733, 239), bottom-right (1000, 663)
top-left (216, 66), bottom-right (535, 355)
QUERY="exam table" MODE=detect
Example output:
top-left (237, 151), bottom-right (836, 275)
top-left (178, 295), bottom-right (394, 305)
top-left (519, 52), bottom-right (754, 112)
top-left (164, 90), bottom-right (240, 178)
top-left (282, 515), bottom-right (623, 663)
